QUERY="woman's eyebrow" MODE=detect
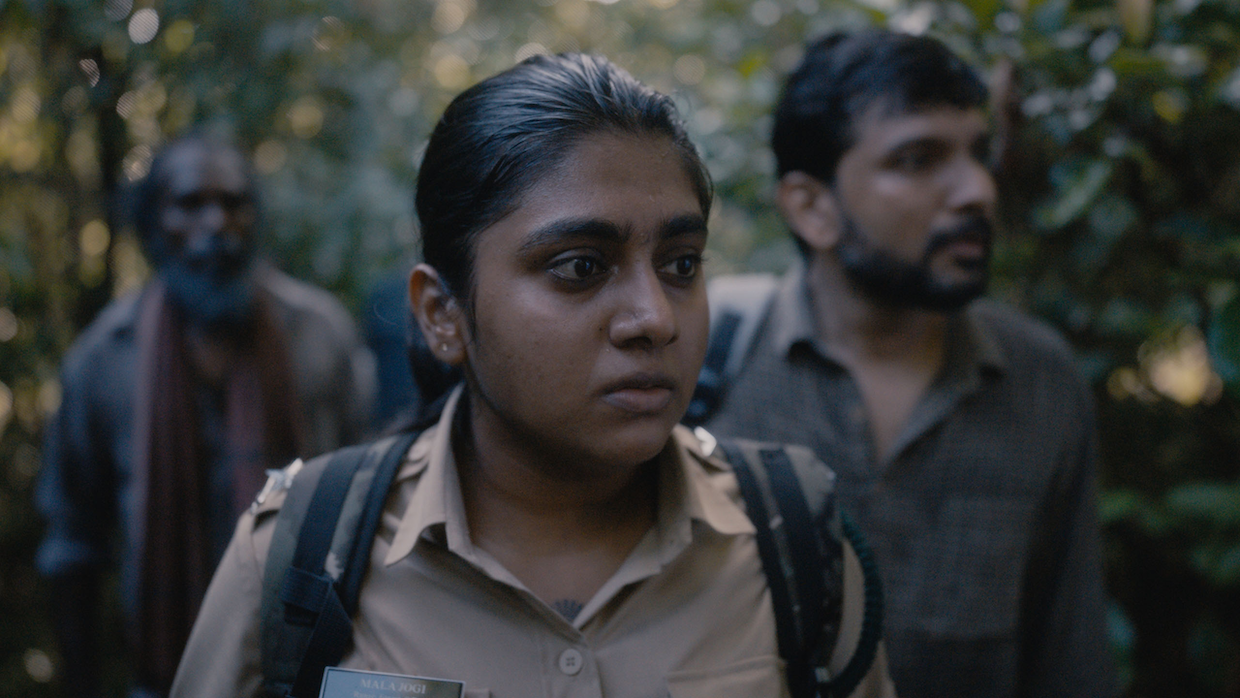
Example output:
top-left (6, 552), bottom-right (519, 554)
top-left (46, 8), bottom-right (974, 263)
top-left (519, 218), bottom-right (626, 251)
top-left (518, 213), bottom-right (707, 252)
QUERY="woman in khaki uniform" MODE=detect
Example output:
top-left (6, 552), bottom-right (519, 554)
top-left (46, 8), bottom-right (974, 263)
top-left (171, 53), bottom-right (893, 698)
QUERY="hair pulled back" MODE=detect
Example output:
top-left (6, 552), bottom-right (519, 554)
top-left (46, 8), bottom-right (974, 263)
top-left (415, 52), bottom-right (712, 301)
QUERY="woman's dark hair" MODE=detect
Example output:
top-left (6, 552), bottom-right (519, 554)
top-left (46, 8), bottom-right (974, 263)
top-left (415, 52), bottom-right (713, 303)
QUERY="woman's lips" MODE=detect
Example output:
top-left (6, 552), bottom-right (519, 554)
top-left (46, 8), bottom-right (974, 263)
top-left (604, 386), bottom-right (674, 414)
top-left (601, 374), bottom-right (677, 414)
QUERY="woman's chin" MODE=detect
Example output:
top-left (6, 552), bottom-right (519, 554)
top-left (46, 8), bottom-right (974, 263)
top-left (592, 418), bottom-right (679, 467)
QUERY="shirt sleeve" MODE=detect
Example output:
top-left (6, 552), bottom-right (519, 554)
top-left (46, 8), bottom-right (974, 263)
top-left (1021, 386), bottom-right (1117, 698)
top-left (170, 508), bottom-right (269, 698)
top-left (35, 359), bottom-right (111, 577)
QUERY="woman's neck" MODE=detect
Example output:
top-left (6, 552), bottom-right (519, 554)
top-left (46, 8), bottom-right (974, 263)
top-left (454, 392), bottom-right (659, 611)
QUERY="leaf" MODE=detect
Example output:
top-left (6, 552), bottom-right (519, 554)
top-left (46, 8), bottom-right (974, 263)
top-left (959, 0), bottom-right (1002, 25)
top-left (1153, 213), bottom-right (1212, 242)
top-left (1165, 482), bottom-right (1240, 528)
top-left (1211, 544), bottom-right (1240, 586)
top-left (1030, 0), bottom-right (1070, 34)
top-left (1099, 489), bottom-right (1148, 524)
top-left (1088, 194), bottom-right (1139, 241)
top-left (1118, 0), bottom-right (1153, 45)
top-left (1208, 293), bottom-right (1240, 384)
top-left (1035, 159), bottom-right (1114, 231)
top-left (1109, 47), bottom-right (1168, 77)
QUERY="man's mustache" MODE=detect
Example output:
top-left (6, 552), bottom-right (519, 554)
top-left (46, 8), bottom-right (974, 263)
top-left (181, 237), bottom-right (253, 278)
top-left (925, 216), bottom-right (993, 257)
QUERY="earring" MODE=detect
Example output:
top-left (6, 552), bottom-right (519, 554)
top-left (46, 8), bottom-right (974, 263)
top-left (440, 343), bottom-right (449, 353)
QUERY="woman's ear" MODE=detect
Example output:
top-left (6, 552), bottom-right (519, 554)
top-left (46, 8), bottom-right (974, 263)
top-left (408, 263), bottom-right (467, 367)
top-left (776, 171), bottom-right (842, 254)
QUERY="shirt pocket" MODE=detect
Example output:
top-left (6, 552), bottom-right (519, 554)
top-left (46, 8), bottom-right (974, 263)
top-left (665, 655), bottom-right (785, 698)
top-left (917, 495), bottom-right (1032, 639)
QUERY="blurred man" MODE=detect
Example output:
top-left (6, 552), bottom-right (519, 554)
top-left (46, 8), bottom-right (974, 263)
top-left (35, 133), bottom-right (375, 698)
top-left (702, 30), bottom-right (1116, 697)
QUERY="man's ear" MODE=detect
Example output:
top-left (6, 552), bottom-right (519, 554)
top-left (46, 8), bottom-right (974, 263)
top-left (408, 263), bottom-right (467, 367)
top-left (776, 171), bottom-right (842, 253)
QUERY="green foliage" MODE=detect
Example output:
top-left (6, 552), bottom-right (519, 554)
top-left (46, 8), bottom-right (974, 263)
top-left (5, 0), bottom-right (1240, 696)
top-left (948, 0), bottom-right (1240, 691)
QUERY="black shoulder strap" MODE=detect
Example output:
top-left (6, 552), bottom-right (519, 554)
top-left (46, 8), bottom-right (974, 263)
top-left (260, 429), bottom-right (420, 698)
top-left (718, 439), bottom-right (818, 698)
top-left (684, 275), bottom-right (779, 427)
top-left (716, 438), bottom-right (882, 698)
top-left (684, 309), bottom-right (743, 426)
top-left (282, 445), bottom-right (369, 698)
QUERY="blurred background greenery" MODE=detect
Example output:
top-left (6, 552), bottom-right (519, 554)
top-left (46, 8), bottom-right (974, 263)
top-left (2, 0), bottom-right (1240, 695)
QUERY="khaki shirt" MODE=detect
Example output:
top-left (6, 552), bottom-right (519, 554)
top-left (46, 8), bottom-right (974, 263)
top-left (172, 388), bottom-right (893, 698)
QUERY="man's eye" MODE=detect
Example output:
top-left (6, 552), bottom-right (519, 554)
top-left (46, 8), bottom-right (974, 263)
top-left (221, 193), bottom-right (254, 212)
top-left (892, 149), bottom-right (933, 172)
top-left (972, 139), bottom-right (994, 168)
top-left (660, 254), bottom-right (702, 281)
top-left (549, 256), bottom-right (607, 281)
top-left (174, 194), bottom-right (206, 210)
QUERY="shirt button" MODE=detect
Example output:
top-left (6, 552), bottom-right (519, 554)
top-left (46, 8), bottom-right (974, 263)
top-left (558, 648), bottom-right (584, 676)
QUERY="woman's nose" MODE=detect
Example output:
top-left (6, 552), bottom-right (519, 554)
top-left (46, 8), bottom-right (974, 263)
top-left (608, 267), bottom-right (678, 349)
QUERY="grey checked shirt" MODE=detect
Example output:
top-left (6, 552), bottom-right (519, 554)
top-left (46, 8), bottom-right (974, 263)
top-left (705, 265), bottom-right (1116, 698)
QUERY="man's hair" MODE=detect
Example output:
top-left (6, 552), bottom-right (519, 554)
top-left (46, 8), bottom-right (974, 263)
top-left (131, 131), bottom-right (258, 264)
top-left (415, 52), bottom-right (713, 304)
top-left (772, 29), bottom-right (988, 184)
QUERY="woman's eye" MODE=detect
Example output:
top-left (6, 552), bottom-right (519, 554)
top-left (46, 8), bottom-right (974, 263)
top-left (550, 256), bottom-right (607, 282)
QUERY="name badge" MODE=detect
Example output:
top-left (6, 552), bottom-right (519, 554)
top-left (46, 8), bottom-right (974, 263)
top-left (319, 667), bottom-right (464, 698)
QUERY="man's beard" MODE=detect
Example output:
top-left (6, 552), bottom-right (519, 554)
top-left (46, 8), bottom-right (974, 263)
top-left (836, 213), bottom-right (992, 312)
top-left (160, 241), bottom-right (257, 329)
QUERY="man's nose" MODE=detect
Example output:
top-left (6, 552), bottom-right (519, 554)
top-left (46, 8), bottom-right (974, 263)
top-left (949, 156), bottom-right (997, 216)
top-left (183, 227), bottom-right (246, 273)
top-left (185, 203), bottom-right (243, 254)
top-left (608, 267), bottom-right (678, 349)
top-left (191, 200), bottom-right (228, 237)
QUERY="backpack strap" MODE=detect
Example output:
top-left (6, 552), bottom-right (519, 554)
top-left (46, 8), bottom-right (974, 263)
top-left (684, 309), bottom-right (743, 425)
top-left (259, 429), bottom-right (420, 698)
top-left (717, 439), bottom-right (819, 698)
top-left (684, 274), bottom-right (778, 426)
top-left (714, 437), bottom-right (881, 698)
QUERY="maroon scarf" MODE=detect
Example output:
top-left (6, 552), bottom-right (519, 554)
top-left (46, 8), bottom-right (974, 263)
top-left (130, 279), bottom-right (307, 691)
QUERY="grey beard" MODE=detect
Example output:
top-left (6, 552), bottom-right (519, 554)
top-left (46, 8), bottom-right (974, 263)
top-left (161, 257), bottom-right (257, 329)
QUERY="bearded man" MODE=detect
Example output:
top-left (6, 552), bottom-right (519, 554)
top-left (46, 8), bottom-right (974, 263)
top-left (35, 133), bottom-right (375, 698)
top-left (701, 30), bottom-right (1116, 697)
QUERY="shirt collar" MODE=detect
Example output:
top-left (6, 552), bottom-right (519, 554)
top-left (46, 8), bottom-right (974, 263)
top-left (670, 425), bottom-right (756, 538)
top-left (384, 385), bottom-right (465, 565)
top-left (961, 302), bottom-right (1007, 374)
top-left (383, 390), bottom-right (755, 568)
top-left (588, 427), bottom-right (756, 617)
top-left (767, 261), bottom-right (820, 360)
top-left (768, 261), bottom-right (1007, 377)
